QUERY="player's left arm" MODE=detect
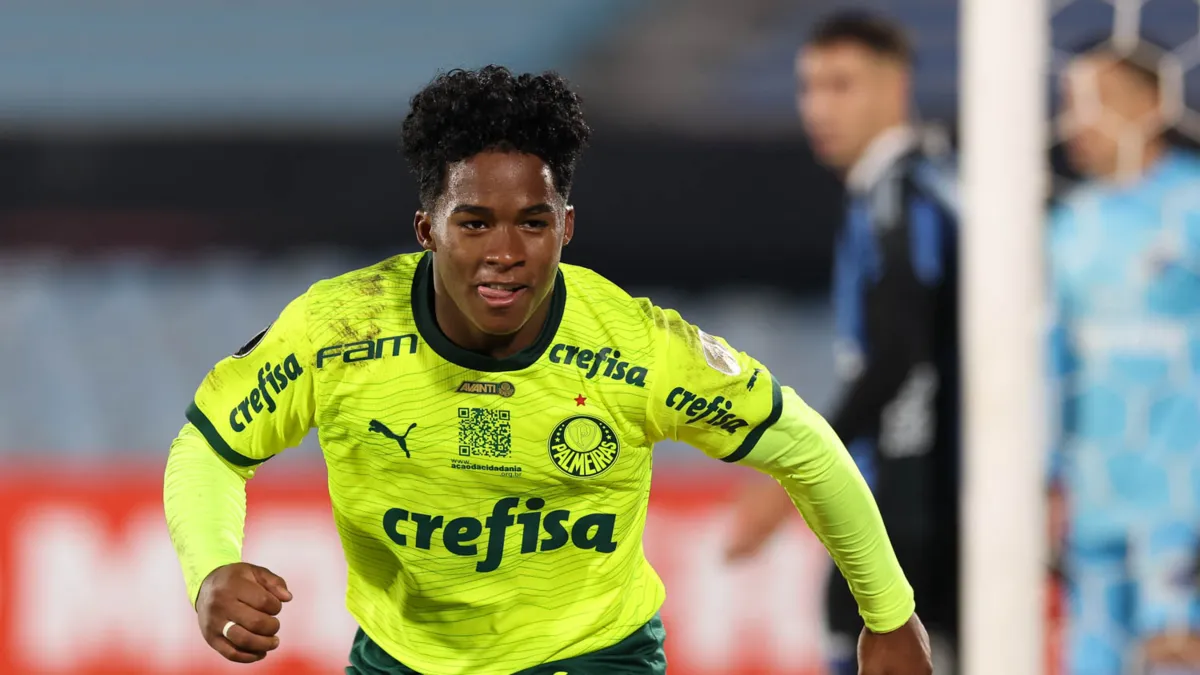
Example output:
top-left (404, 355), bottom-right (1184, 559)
top-left (642, 303), bottom-right (915, 634)
top-left (166, 292), bottom-right (316, 605)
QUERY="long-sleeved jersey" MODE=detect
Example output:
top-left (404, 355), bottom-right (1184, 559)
top-left (164, 251), bottom-right (915, 675)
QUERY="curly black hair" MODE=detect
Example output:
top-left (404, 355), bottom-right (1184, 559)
top-left (401, 65), bottom-right (592, 210)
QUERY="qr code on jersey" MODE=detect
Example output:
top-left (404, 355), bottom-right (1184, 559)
top-left (457, 408), bottom-right (512, 458)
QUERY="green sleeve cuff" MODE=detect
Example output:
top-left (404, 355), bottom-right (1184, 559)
top-left (721, 376), bottom-right (783, 463)
top-left (185, 402), bottom-right (269, 467)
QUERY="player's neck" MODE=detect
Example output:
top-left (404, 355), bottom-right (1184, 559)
top-left (431, 286), bottom-right (552, 360)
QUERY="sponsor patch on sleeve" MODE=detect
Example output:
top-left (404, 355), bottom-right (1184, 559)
top-left (698, 330), bottom-right (741, 376)
top-left (233, 323), bottom-right (272, 359)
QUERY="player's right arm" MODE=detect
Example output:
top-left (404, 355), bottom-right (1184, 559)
top-left (642, 304), bottom-right (931, 673)
top-left (163, 292), bottom-right (316, 663)
top-left (641, 303), bottom-right (916, 633)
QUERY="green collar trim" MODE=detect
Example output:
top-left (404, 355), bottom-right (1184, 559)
top-left (411, 252), bottom-right (566, 373)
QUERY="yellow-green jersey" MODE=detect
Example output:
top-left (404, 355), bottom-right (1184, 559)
top-left (165, 251), bottom-right (915, 675)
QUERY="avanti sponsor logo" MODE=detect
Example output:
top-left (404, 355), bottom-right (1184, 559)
top-left (455, 380), bottom-right (515, 397)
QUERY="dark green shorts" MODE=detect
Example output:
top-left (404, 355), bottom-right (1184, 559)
top-left (346, 614), bottom-right (667, 675)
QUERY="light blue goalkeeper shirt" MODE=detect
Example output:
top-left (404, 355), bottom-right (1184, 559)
top-left (1049, 149), bottom-right (1200, 631)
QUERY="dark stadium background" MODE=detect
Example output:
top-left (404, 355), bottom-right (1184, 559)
top-left (2, 0), bottom-right (1194, 673)
top-left (0, 133), bottom-right (842, 290)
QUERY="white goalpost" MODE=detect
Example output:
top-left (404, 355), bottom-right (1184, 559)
top-left (959, 0), bottom-right (1049, 673)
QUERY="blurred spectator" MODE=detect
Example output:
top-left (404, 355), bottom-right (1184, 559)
top-left (1049, 41), bottom-right (1200, 675)
top-left (723, 11), bottom-right (960, 675)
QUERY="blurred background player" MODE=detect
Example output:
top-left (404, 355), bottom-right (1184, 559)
top-left (1049, 40), bottom-right (1200, 675)
top-left (724, 12), bottom-right (961, 675)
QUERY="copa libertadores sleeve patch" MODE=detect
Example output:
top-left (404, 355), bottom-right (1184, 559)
top-left (698, 330), bottom-right (742, 376)
top-left (233, 323), bottom-right (273, 359)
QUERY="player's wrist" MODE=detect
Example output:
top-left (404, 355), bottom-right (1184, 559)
top-left (194, 561), bottom-right (241, 609)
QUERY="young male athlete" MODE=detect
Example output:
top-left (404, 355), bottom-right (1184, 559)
top-left (164, 66), bottom-right (933, 675)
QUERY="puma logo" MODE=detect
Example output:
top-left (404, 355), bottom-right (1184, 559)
top-left (369, 420), bottom-right (417, 458)
top-left (747, 368), bottom-right (761, 391)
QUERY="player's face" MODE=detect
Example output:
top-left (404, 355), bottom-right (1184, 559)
top-left (416, 151), bottom-right (574, 338)
top-left (1062, 55), bottom-right (1162, 179)
top-left (798, 43), bottom-right (908, 171)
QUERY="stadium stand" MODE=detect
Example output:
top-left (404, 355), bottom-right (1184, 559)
top-left (0, 0), bottom-right (641, 129)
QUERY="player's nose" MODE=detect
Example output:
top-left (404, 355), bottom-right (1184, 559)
top-left (483, 223), bottom-right (527, 267)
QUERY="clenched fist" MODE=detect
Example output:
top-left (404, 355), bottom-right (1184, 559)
top-left (195, 562), bottom-right (293, 663)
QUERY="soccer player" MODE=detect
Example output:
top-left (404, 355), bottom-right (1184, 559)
top-left (1050, 43), bottom-right (1200, 675)
top-left (723, 13), bottom-right (960, 675)
top-left (163, 65), bottom-right (933, 675)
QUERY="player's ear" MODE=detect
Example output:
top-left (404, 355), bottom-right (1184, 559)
top-left (563, 205), bottom-right (575, 247)
top-left (414, 211), bottom-right (437, 252)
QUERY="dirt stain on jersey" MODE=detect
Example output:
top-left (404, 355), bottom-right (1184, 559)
top-left (332, 318), bottom-right (383, 345)
top-left (335, 319), bottom-right (358, 340)
top-left (360, 273), bottom-right (385, 297)
top-left (203, 367), bottom-right (224, 391)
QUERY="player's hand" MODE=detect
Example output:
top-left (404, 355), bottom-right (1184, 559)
top-left (195, 562), bottom-right (293, 663)
top-left (1143, 633), bottom-right (1200, 667)
top-left (723, 480), bottom-right (796, 562)
top-left (858, 613), bottom-right (933, 675)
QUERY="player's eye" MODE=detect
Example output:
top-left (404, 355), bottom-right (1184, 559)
top-left (459, 220), bottom-right (488, 230)
top-left (523, 219), bottom-right (549, 229)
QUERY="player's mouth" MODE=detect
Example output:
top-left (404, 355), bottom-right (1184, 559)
top-left (476, 282), bottom-right (528, 308)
